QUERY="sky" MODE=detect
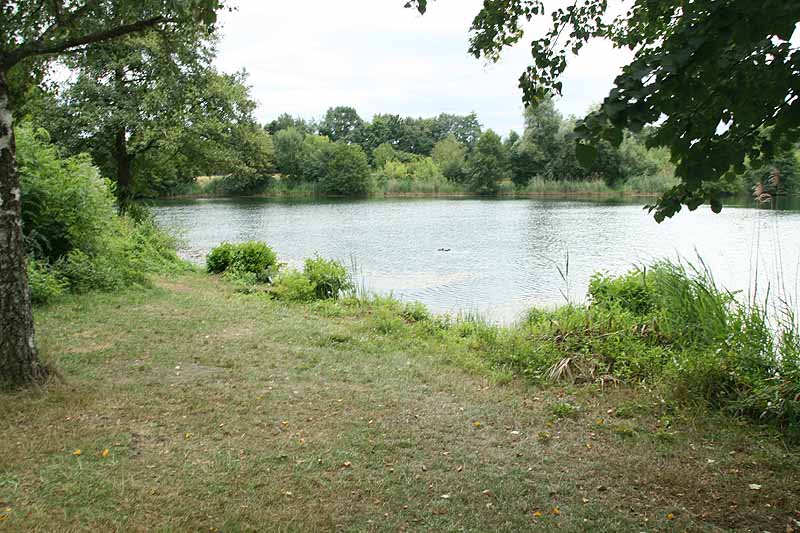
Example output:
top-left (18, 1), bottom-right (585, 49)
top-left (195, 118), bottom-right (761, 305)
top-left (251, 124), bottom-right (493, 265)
top-left (214, 0), bottom-right (633, 135)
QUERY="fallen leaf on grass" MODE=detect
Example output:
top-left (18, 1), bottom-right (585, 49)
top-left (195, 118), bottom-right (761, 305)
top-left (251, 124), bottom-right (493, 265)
top-left (101, 448), bottom-right (110, 458)
top-left (666, 513), bottom-right (675, 520)
top-left (482, 490), bottom-right (493, 497)
top-left (342, 461), bottom-right (352, 468)
top-left (473, 421), bottom-right (482, 428)
top-left (532, 511), bottom-right (542, 518)
top-left (552, 507), bottom-right (561, 516)
top-left (72, 449), bottom-right (82, 456)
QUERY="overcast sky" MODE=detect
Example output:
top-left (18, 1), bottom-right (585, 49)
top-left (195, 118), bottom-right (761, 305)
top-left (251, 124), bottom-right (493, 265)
top-left (214, 0), bottom-right (633, 135)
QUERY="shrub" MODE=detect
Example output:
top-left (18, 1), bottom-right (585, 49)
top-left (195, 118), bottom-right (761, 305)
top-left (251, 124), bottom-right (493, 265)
top-left (303, 256), bottom-right (352, 300)
top-left (401, 301), bottom-right (431, 323)
top-left (27, 259), bottom-right (65, 305)
top-left (222, 269), bottom-right (260, 294)
top-left (207, 241), bottom-right (278, 282)
top-left (588, 268), bottom-right (654, 315)
top-left (18, 123), bottom-right (187, 300)
top-left (271, 270), bottom-right (316, 302)
top-left (206, 242), bottom-right (236, 273)
top-left (18, 124), bottom-right (117, 262)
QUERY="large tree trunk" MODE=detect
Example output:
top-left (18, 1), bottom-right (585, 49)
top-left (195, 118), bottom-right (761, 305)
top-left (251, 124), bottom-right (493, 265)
top-left (0, 70), bottom-right (47, 390)
top-left (114, 126), bottom-right (134, 211)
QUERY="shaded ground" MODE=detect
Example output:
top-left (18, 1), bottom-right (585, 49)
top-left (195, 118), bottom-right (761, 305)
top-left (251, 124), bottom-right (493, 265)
top-left (1, 272), bottom-right (798, 531)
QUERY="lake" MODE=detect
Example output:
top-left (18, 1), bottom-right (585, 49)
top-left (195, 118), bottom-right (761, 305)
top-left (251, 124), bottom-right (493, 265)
top-left (151, 196), bottom-right (800, 323)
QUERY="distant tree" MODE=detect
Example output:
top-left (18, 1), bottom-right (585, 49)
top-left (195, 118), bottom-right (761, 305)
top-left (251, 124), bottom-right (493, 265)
top-left (745, 147), bottom-right (799, 200)
top-left (318, 143), bottom-right (371, 195)
top-left (373, 142), bottom-right (401, 169)
top-left (300, 134), bottom-right (332, 184)
top-left (357, 113), bottom-right (404, 157)
top-left (266, 113), bottom-right (313, 135)
top-left (0, 0), bottom-right (224, 390)
top-left (319, 106), bottom-right (364, 144)
top-left (431, 134), bottom-right (468, 182)
top-left (515, 99), bottom-right (563, 182)
top-left (273, 127), bottom-right (306, 181)
top-left (431, 112), bottom-right (482, 150)
top-left (468, 130), bottom-right (510, 193)
top-left (396, 117), bottom-right (436, 155)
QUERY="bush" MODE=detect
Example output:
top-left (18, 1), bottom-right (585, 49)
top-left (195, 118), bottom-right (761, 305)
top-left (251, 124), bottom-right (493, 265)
top-left (18, 123), bottom-right (187, 301)
top-left (206, 241), bottom-right (278, 282)
top-left (18, 124), bottom-right (117, 262)
top-left (589, 268), bottom-right (654, 315)
top-left (303, 256), bottom-right (352, 299)
top-left (27, 259), bottom-right (65, 305)
top-left (271, 270), bottom-right (316, 302)
top-left (206, 242), bottom-right (236, 274)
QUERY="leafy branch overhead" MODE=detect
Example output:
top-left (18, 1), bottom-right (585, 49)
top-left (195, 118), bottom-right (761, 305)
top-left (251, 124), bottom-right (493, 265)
top-left (407, 0), bottom-right (800, 220)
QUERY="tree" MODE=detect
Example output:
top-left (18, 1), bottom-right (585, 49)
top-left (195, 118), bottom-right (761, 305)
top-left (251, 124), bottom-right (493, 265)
top-left (265, 113), bottom-right (314, 135)
top-left (408, 0), bottom-right (800, 220)
top-left (273, 127), bottom-right (306, 181)
top-left (46, 27), bottom-right (214, 207)
top-left (0, 1), bottom-right (223, 389)
top-left (430, 112), bottom-right (482, 151)
top-left (468, 129), bottom-right (510, 193)
top-left (511, 98), bottom-right (563, 185)
top-left (318, 106), bottom-right (364, 144)
top-left (431, 134), bottom-right (468, 182)
top-left (318, 143), bottom-right (371, 195)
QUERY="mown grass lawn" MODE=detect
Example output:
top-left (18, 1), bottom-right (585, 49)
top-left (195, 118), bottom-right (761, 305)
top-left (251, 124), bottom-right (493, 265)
top-left (2, 272), bottom-right (798, 532)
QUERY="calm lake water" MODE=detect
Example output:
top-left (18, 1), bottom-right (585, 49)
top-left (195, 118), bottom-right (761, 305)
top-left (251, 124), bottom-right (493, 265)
top-left (151, 196), bottom-right (800, 323)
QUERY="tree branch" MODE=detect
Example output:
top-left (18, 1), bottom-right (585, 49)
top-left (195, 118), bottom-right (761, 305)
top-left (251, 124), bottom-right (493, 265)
top-left (3, 16), bottom-right (167, 69)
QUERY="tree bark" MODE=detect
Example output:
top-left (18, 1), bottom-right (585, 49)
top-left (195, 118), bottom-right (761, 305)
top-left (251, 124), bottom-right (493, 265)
top-left (114, 126), bottom-right (133, 211)
top-left (0, 69), bottom-right (47, 390)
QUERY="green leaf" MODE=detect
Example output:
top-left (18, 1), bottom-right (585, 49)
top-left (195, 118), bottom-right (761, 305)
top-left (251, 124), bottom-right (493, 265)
top-left (575, 143), bottom-right (598, 169)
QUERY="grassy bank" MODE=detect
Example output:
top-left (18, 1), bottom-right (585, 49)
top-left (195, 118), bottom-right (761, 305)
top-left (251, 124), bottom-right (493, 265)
top-left (2, 271), bottom-right (799, 531)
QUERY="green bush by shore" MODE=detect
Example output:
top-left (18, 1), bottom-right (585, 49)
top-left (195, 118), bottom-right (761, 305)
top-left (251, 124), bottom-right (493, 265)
top-left (18, 124), bottom-right (189, 305)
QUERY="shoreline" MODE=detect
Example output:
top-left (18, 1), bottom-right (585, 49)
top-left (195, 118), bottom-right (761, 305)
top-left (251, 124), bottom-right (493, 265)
top-left (152, 189), bottom-right (664, 201)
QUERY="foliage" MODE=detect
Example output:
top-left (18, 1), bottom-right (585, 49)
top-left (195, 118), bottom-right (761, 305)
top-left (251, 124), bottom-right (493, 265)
top-left (588, 268), bottom-right (653, 316)
top-left (265, 113), bottom-right (315, 135)
top-left (270, 269), bottom-right (317, 302)
top-left (318, 106), bottom-right (364, 144)
top-left (467, 129), bottom-right (509, 193)
top-left (317, 143), bottom-right (372, 195)
top-left (431, 135), bottom-right (468, 183)
top-left (18, 126), bottom-right (185, 297)
top-left (303, 256), bottom-right (352, 300)
top-left (274, 127), bottom-right (306, 181)
top-left (744, 147), bottom-right (800, 200)
top-left (415, 0), bottom-right (800, 219)
top-left (206, 241), bottom-right (277, 282)
top-left (18, 125), bottom-right (118, 262)
top-left (26, 259), bottom-right (65, 305)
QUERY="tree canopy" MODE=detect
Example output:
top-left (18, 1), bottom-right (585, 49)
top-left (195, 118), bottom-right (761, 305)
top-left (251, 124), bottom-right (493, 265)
top-left (407, 0), bottom-right (800, 220)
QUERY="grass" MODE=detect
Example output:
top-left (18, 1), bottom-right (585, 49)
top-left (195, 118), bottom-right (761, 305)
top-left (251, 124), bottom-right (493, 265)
top-left (2, 271), bottom-right (800, 531)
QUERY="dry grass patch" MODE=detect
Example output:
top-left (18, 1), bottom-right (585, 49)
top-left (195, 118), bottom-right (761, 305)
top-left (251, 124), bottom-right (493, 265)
top-left (0, 272), bottom-right (797, 531)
